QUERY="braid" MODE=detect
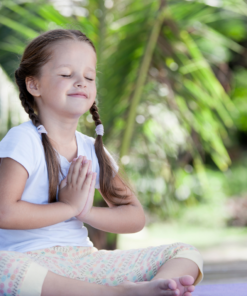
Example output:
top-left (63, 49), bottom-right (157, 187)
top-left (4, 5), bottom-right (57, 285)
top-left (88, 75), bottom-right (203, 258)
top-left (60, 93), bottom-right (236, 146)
top-left (15, 69), bottom-right (40, 127)
top-left (90, 101), bottom-right (102, 126)
top-left (89, 101), bottom-right (130, 204)
top-left (19, 93), bottom-right (40, 126)
top-left (15, 70), bottom-right (62, 203)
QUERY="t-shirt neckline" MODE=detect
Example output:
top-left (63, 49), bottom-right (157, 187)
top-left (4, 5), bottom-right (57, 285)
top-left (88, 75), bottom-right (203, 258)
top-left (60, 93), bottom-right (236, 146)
top-left (56, 131), bottom-right (79, 165)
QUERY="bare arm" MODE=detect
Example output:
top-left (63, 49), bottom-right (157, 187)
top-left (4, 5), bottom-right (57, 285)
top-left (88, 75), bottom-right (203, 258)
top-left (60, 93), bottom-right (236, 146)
top-left (80, 174), bottom-right (146, 233)
top-left (0, 157), bottom-right (93, 230)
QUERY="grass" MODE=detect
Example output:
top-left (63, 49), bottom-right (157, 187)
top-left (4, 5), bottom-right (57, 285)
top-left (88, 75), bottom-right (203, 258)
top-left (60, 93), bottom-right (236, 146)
top-left (117, 222), bottom-right (247, 251)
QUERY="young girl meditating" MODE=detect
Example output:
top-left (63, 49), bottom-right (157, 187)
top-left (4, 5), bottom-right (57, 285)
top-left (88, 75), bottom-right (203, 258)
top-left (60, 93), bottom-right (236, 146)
top-left (0, 29), bottom-right (203, 296)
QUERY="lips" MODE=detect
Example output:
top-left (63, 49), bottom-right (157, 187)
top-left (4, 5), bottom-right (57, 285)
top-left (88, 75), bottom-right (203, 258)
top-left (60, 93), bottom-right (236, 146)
top-left (68, 92), bottom-right (88, 98)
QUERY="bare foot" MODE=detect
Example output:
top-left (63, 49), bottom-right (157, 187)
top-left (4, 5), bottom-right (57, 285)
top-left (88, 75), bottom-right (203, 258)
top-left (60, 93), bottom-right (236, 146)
top-left (171, 275), bottom-right (195, 296)
top-left (119, 279), bottom-right (180, 296)
top-left (119, 275), bottom-right (195, 296)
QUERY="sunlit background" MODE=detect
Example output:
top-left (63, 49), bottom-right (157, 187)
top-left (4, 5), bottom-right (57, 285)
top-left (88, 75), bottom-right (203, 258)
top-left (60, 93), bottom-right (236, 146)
top-left (1, 0), bottom-right (247, 284)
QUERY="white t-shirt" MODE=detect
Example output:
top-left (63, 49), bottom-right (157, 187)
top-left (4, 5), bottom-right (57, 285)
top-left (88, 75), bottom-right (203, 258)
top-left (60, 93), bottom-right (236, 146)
top-left (0, 120), bottom-right (119, 252)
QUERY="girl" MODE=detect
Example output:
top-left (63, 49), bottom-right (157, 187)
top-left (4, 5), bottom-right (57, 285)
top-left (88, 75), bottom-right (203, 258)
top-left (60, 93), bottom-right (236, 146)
top-left (0, 29), bottom-right (203, 296)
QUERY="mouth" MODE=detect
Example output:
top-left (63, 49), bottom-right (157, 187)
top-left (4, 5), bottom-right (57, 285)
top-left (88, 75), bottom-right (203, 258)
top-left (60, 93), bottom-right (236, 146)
top-left (68, 93), bottom-right (88, 98)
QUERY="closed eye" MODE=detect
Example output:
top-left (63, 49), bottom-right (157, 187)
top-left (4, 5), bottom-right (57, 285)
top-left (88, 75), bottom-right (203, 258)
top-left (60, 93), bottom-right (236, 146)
top-left (61, 75), bottom-right (93, 81)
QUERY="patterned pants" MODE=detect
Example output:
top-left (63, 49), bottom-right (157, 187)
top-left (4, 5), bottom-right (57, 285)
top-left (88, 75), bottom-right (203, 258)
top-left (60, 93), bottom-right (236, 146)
top-left (0, 242), bottom-right (203, 296)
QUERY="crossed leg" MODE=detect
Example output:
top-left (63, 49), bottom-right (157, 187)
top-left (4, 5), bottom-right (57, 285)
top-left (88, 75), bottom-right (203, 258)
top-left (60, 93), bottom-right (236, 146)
top-left (41, 271), bottom-right (196, 296)
top-left (41, 258), bottom-right (199, 296)
top-left (151, 257), bottom-right (200, 296)
top-left (3, 243), bottom-right (202, 296)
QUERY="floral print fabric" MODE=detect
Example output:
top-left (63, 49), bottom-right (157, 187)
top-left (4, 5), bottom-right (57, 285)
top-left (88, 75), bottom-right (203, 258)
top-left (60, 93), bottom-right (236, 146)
top-left (0, 242), bottom-right (202, 296)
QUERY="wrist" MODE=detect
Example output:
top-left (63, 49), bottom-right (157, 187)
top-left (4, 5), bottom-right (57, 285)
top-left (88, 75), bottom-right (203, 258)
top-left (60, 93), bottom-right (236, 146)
top-left (77, 206), bottom-right (94, 223)
top-left (58, 201), bottom-right (78, 217)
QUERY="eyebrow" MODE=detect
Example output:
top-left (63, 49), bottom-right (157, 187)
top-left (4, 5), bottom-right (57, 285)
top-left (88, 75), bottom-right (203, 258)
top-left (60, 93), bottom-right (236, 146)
top-left (56, 64), bottom-right (96, 73)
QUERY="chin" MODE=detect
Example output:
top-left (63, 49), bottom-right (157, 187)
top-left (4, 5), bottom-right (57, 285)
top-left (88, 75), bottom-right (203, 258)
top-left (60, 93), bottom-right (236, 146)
top-left (71, 108), bottom-right (90, 117)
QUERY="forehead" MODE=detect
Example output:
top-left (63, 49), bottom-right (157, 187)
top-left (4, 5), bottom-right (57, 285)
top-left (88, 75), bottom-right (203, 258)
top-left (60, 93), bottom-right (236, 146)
top-left (47, 40), bottom-right (96, 71)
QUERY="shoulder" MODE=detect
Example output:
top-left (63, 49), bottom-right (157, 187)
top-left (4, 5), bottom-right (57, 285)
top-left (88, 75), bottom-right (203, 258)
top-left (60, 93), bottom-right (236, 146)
top-left (1, 120), bottom-right (40, 143)
top-left (0, 121), bottom-right (42, 177)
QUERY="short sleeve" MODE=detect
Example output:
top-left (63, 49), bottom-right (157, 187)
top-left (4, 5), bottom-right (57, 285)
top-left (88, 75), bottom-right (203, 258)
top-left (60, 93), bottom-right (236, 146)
top-left (94, 146), bottom-right (119, 190)
top-left (0, 126), bottom-right (37, 178)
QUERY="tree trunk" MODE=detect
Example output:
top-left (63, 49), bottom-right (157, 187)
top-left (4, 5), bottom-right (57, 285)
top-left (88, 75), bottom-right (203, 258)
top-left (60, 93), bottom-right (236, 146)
top-left (86, 225), bottom-right (117, 250)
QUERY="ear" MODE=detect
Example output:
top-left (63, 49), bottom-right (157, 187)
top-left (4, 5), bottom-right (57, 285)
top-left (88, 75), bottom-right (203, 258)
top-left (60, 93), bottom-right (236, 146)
top-left (25, 76), bottom-right (41, 97)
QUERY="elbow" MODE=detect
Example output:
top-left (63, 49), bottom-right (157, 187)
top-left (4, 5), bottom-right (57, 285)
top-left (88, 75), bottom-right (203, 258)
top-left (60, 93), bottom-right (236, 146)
top-left (138, 213), bottom-right (146, 231)
top-left (0, 207), bottom-right (11, 229)
top-left (133, 209), bottom-right (146, 233)
top-left (139, 206), bottom-right (146, 230)
top-left (0, 213), bottom-right (6, 229)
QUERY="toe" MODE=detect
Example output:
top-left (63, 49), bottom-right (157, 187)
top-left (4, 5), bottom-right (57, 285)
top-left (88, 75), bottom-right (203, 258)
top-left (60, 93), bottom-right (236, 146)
top-left (184, 285), bottom-right (195, 293)
top-left (188, 285), bottom-right (195, 292)
top-left (179, 275), bottom-right (194, 287)
top-left (184, 293), bottom-right (192, 296)
top-left (159, 278), bottom-right (177, 291)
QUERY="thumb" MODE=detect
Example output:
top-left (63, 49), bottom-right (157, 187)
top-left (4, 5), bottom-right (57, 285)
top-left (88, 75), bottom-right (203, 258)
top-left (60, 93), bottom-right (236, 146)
top-left (60, 175), bottom-right (67, 189)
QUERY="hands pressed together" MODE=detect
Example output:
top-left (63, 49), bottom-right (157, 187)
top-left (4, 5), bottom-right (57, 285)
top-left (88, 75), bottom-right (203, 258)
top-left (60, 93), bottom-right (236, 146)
top-left (58, 155), bottom-right (96, 221)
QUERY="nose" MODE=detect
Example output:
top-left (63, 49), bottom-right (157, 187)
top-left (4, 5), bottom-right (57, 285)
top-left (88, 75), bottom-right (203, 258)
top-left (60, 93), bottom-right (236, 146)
top-left (74, 75), bottom-right (86, 88)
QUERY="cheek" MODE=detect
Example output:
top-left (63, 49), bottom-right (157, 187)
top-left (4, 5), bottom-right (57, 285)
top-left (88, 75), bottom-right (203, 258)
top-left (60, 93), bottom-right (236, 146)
top-left (47, 80), bottom-right (69, 101)
top-left (40, 80), bottom-right (68, 105)
top-left (56, 79), bottom-right (69, 90)
top-left (90, 84), bottom-right (97, 97)
top-left (41, 77), bottom-right (64, 95)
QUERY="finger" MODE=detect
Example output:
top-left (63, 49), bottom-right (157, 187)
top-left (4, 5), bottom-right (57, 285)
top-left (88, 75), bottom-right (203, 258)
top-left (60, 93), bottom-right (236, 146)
top-left (79, 173), bottom-right (96, 218)
top-left (88, 172), bottom-right (96, 202)
top-left (77, 159), bottom-right (90, 188)
top-left (67, 157), bottom-right (78, 184)
top-left (59, 176), bottom-right (67, 189)
top-left (80, 172), bottom-right (93, 196)
top-left (80, 157), bottom-right (91, 173)
top-left (71, 156), bottom-right (84, 185)
top-left (88, 172), bottom-right (96, 196)
top-left (87, 159), bottom-right (92, 175)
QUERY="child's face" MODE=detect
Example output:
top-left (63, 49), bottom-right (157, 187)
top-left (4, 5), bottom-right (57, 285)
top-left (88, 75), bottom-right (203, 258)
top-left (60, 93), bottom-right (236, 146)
top-left (33, 39), bottom-right (97, 119)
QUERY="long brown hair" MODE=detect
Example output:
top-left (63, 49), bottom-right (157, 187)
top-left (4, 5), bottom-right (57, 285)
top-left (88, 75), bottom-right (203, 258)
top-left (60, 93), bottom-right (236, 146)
top-left (14, 29), bottom-right (132, 205)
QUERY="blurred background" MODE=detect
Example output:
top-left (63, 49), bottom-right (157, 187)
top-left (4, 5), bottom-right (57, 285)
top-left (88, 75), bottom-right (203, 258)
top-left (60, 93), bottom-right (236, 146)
top-left (1, 0), bottom-right (247, 284)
